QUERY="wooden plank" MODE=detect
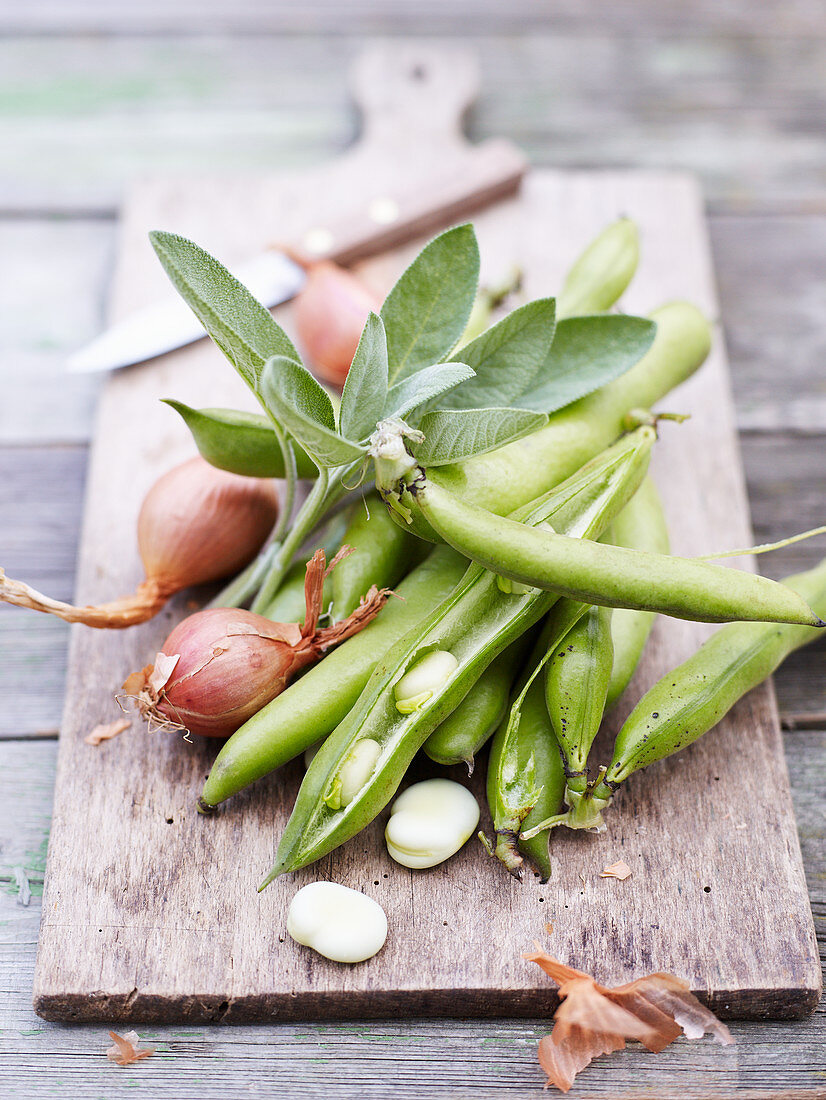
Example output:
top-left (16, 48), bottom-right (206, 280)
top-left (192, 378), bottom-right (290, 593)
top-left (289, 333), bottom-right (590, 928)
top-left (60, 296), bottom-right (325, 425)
top-left (3, 0), bottom-right (825, 37)
top-left (1, 734), bottom-right (825, 1096)
top-left (1, 35), bottom-right (825, 216)
top-left (30, 166), bottom-right (820, 1021)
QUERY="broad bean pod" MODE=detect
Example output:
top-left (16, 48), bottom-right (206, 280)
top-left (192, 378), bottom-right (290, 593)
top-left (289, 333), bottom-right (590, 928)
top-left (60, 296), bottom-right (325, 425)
top-left (486, 613), bottom-right (582, 881)
top-left (262, 426), bottom-right (656, 883)
top-left (556, 217), bottom-right (639, 320)
top-left (604, 476), bottom-right (670, 707)
top-left (331, 493), bottom-right (427, 621)
top-left (260, 509), bottom-right (350, 623)
top-left (403, 472), bottom-right (823, 628)
top-left (544, 602), bottom-right (614, 795)
top-left (198, 545), bottom-right (467, 810)
top-left (591, 555), bottom-right (826, 797)
top-left (164, 401), bottom-right (318, 479)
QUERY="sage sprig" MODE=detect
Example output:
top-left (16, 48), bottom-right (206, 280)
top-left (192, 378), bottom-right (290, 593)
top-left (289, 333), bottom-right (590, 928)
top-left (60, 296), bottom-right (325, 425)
top-left (151, 222), bottom-right (657, 610)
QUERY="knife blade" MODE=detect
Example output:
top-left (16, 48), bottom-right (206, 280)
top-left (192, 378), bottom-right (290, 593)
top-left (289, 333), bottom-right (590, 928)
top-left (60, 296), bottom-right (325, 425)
top-left (66, 250), bottom-right (306, 374)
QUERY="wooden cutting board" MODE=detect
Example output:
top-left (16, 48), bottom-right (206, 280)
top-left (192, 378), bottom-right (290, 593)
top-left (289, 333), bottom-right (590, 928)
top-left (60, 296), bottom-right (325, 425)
top-left (33, 48), bottom-right (820, 1024)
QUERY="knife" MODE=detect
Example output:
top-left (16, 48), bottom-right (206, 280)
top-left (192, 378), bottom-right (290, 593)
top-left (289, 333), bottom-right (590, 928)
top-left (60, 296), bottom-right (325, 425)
top-left (68, 137), bottom-right (527, 374)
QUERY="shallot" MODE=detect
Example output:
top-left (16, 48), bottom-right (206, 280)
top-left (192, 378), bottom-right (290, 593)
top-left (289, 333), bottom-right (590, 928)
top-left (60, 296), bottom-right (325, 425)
top-left (122, 547), bottom-right (391, 737)
top-left (0, 456), bottom-right (278, 628)
top-left (292, 255), bottom-right (381, 387)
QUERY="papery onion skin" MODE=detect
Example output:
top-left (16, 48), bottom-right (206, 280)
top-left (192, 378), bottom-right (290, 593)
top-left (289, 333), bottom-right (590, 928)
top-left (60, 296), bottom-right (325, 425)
top-left (293, 260), bottom-right (381, 387)
top-left (125, 548), bottom-right (393, 738)
top-left (154, 609), bottom-right (312, 737)
top-left (137, 456), bottom-right (278, 590)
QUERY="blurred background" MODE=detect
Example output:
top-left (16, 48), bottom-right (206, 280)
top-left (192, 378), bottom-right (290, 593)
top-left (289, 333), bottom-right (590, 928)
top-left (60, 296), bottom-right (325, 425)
top-left (1, 2), bottom-right (824, 446)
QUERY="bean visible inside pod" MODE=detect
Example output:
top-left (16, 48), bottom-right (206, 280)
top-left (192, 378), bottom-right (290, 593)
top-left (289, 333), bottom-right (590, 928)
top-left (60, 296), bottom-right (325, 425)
top-left (394, 651), bottom-right (459, 714)
top-left (324, 739), bottom-right (383, 809)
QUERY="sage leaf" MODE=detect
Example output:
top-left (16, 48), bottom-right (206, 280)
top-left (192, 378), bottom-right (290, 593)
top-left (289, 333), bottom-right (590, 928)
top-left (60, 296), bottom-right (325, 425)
top-left (381, 224), bottom-right (480, 383)
top-left (261, 356), bottom-right (367, 468)
top-left (413, 407), bottom-right (548, 466)
top-left (339, 313), bottom-right (389, 442)
top-left (438, 298), bottom-right (556, 410)
top-left (149, 231), bottom-right (299, 395)
top-left (385, 362), bottom-right (476, 423)
top-left (162, 400), bottom-right (317, 480)
top-left (517, 315), bottom-right (657, 413)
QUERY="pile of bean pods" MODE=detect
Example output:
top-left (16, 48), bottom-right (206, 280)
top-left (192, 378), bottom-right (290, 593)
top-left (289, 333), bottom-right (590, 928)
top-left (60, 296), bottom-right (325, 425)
top-left (115, 215), bottom-right (822, 888)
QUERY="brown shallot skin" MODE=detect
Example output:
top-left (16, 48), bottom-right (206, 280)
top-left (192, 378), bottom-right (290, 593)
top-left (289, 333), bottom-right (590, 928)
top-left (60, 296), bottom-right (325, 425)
top-left (150, 608), bottom-right (314, 737)
top-left (136, 456), bottom-right (279, 592)
top-left (124, 548), bottom-right (392, 738)
top-left (0, 456), bottom-right (278, 629)
top-left (293, 259), bottom-right (381, 387)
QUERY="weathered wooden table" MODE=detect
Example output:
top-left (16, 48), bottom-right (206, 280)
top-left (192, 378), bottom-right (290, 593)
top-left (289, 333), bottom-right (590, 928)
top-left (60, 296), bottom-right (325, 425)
top-left (1, 5), bottom-right (824, 1096)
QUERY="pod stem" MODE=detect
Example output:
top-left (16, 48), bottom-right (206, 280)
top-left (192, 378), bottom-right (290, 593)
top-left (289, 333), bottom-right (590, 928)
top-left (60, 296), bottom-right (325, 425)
top-left (368, 419), bottom-right (424, 520)
top-left (521, 781), bottom-right (613, 839)
top-left (251, 466), bottom-right (344, 613)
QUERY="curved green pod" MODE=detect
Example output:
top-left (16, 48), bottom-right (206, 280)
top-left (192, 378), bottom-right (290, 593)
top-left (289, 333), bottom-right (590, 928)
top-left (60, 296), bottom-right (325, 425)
top-left (544, 602), bottom-right (614, 793)
top-left (259, 511), bottom-right (350, 624)
top-left (423, 634), bottom-right (532, 769)
top-left (261, 426), bottom-right (654, 883)
top-left (487, 618), bottom-right (580, 881)
top-left (408, 471), bottom-right (823, 628)
top-left (556, 217), bottom-right (639, 320)
top-left (331, 494), bottom-right (428, 622)
top-left (199, 546), bottom-right (467, 810)
top-left (163, 401), bottom-right (318, 479)
top-left (592, 556), bottom-right (826, 795)
top-left (605, 476), bottom-right (670, 707)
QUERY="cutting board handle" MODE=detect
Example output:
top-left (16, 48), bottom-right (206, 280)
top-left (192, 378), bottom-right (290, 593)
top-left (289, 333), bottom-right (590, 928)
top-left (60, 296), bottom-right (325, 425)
top-left (296, 45), bottom-right (527, 265)
top-left (350, 46), bottom-right (481, 149)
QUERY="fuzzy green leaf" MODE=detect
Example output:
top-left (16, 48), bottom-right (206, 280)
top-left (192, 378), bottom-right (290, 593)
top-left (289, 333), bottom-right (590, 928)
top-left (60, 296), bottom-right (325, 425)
top-left (381, 225), bottom-right (480, 383)
top-left (261, 356), bottom-right (367, 468)
top-left (413, 407), bottom-right (548, 466)
top-left (149, 231), bottom-right (299, 395)
top-left (516, 315), bottom-right (657, 413)
top-left (439, 298), bottom-right (556, 410)
top-left (385, 362), bottom-right (476, 423)
top-left (339, 312), bottom-right (389, 442)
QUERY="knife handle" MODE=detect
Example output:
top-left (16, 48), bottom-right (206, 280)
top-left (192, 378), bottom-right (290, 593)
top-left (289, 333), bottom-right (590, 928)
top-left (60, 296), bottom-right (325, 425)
top-left (291, 45), bottom-right (528, 267)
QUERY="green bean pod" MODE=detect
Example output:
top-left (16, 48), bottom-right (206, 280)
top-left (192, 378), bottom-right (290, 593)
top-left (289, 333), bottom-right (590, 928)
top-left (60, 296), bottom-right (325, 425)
top-left (386, 301), bottom-right (710, 541)
top-left (556, 217), bottom-right (639, 320)
top-left (261, 426), bottom-right (656, 883)
top-left (406, 473), bottom-right (823, 628)
top-left (544, 602), bottom-right (614, 793)
top-left (486, 614), bottom-right (581, 881)
top-left (199, 545), bottom-right (467, 810)
top-left (423, 634), bottom-right (532, 769)
top-left (590, 556), bottom-right (826, 797)
top-left (331, 493), bottom-right (427, 621)
top-left (605, 476), bottom-right (670, 707)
